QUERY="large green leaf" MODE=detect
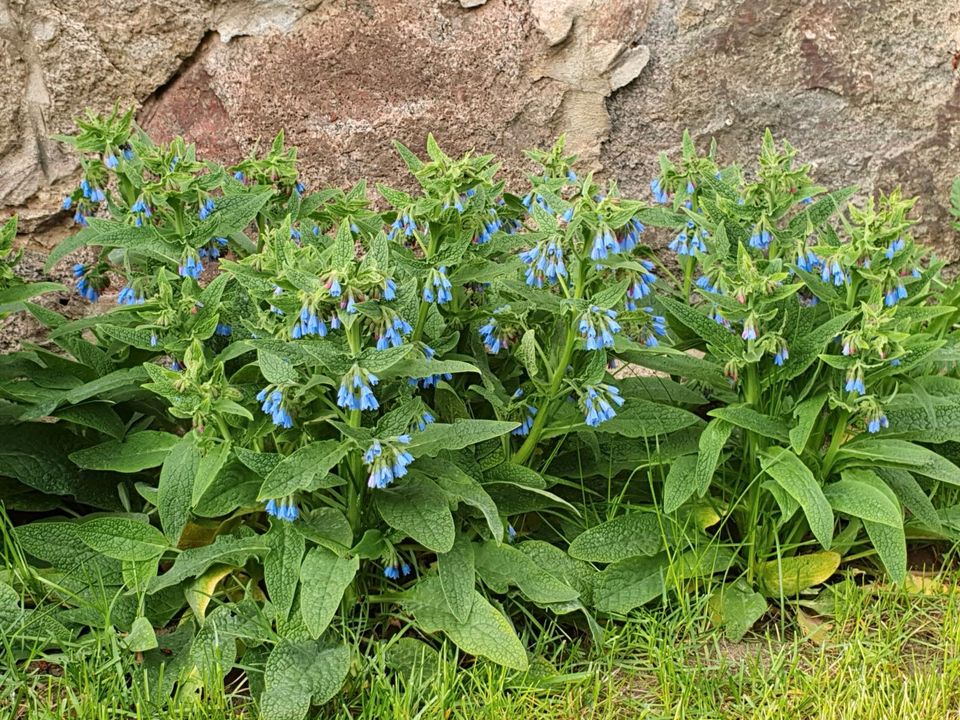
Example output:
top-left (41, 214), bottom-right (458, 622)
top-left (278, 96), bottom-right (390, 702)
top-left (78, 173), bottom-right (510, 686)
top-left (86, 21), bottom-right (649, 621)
top-left (592, 398), bottom-right (701, 438)
top-left (659, 296), bottom-right (740, 359)
top-left (760, 447), bottom-right (833, 549)
top-left (375, 478), bottom-right (456, 552)
top-left (69, 431), bottom-right (179, 473)
top-left (591, 554), bottom-right (668, 614)
top-left (663, 454), bottom-right (699, 513)
top-left (403, 577), bottom-right (528, 670)
top-left (407, 420), bottom-right (518, 457)
top-left (422, 462), bottom-right (504, 541)
top-left (149, 534), bottom-right (269, 592)
top-left (828, 471), bottom-right (903, 528)
top-left (299, 548), bottom-right (359, 639)
top-left (76, 517), bottom-right (168, 561)
top-left (789, 393), bottom-right (827, 454)
top-left (0, 424), bottom-right (86, 495)
top-left (839, 439), bottom-right (960, 485)
top-left (694, 419), bottom-right (732, 496)
top-left (265, 521), bottom-right (306, 625)
top-left (568, 512), bottom-right (661, 563)
top-left (158, 434), bottom-right (201, 543)
top-left (438, 535), bottom-right (475, 622)
top-left (708, 405), bottom-right (789, 443)
top-left (758, 551), bottom-right (840, 597)
top-left (474, 542), bottom-right (579, 604)
top-left (258, 441), bottom-right (348, 500)
top-left (259, 640), bottom-right (351, 720)
top-left (853, 471), bottom-right (907, 583)
top-left (875, 468), bottom-right (941, 532)
top-left (708, 580), bottom-right (767, 642)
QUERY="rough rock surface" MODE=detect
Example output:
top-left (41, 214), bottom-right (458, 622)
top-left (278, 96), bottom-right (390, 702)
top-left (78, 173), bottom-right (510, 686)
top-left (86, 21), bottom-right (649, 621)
top-left (1, 0), bottom-right (959, 261)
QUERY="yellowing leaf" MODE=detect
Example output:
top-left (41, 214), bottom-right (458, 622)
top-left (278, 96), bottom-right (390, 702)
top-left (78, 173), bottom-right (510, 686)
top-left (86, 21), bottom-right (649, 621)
top-left (759, 551), bottom-right (841, 596)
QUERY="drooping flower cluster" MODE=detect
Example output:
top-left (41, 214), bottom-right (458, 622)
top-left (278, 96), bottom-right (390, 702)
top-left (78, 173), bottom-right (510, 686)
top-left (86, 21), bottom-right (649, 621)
top-left (590, 228), bottom-right (619, 262)
top-left (116, 285), bottom-right (146, 305)
top-left (423, 266), bottom-right (453, 304)
top-left (265, 497), bottom-right (299, 522)
top-left (198, 197), bottom-right (216, 220)
top-left (131, 197), bottom-right (152, 226)
top-left (387, 212), bottom-right (419, 240)
top-left (637, 307), bottom-right (668, 347)
top-left (73, 264), bottom-right (100, 302)
top-left (479, 315), bottom-right (514, 354)
top-left (579, 384), bottom-right (624, 427)
top-left (519, 239), bottom-right (567, 287)
top-left (337, 365), bottom-right (380, 411)
top-left (510, 389), bottom-right (537, 437)
top-left (578, 306), bottom-right (621, 350)
top-left (624, 260), bottom-right (657, 310)
top-left (374, 308), bottom-right (412, 350)
top-left (364, 436), bottom-right (415, 489)
top-left (383, 561), bottom-right (413, 579)
top-left (257, 387), bottom-right (294, 428)
top-left (668, 222), bottom-right (708, 256)
top-left (291, 304), bottom-right (328, 339)
top-left (179, 252), bottom-right (204, 280)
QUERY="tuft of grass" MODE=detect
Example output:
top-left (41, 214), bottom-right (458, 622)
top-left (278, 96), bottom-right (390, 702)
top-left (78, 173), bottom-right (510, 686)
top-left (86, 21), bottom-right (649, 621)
top-left (3, 571), bottom-right (959, 719)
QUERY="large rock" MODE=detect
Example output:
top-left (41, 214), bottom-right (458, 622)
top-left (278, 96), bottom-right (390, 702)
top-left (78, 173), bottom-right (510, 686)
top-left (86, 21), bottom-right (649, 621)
top-left (605, 0), bottom-right (960, 259)
top-left (1, 0), bottom-right (959, 259)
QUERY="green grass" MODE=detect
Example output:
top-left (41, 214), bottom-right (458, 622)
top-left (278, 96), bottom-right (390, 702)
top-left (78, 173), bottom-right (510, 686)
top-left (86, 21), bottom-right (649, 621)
top-left (4, 570), bottom-right (959, 720)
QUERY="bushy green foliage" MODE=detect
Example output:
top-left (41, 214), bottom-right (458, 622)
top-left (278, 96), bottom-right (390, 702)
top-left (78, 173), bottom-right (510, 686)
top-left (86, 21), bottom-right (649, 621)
top-left (1, 110), bottom-right (959, 715)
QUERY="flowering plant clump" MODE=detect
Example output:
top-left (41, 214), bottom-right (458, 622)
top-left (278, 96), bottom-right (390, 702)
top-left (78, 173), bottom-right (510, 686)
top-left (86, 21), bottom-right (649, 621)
top-left (0, 112), bottom-right (698, 716)
top-left (562, 131), bottom-right (960, 635)
top-left (1, 108), bottom-right (959, 714)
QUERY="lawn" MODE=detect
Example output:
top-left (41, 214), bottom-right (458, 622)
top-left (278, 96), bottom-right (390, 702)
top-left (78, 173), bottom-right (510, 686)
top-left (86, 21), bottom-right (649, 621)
top-left (5, 561), bottom-right (958, 719)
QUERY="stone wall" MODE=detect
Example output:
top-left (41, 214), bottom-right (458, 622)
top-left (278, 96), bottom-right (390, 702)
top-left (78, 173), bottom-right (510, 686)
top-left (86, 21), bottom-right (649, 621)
top-left (2, 0), bottom-right (959, 258)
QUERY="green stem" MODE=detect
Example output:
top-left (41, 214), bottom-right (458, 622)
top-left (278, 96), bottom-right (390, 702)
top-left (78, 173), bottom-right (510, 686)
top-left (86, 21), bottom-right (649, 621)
top-left (411, 232), bottom-right (440, 343)
top-left (513, 268), bottom-right (585, 466)
top-left (212, 415), bottom-right (232, 442)
top-left (513, 324), bottom-right (577, 466)
top-left (821, 409), bottom-right (851, 478)
top-left (344, 323), bottom-right (365, 536)
top-left (682, 256), bottom-right (695, 304)
top-left (743, 365), bottom-right (764, 585)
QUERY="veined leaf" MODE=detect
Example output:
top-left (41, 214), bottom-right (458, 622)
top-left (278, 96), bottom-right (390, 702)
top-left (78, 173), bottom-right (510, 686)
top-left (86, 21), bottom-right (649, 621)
top-left (593, 398), bottom-right (701, 438)
top-left (69, 431), bottom-right (179, 473)
top-left (568, 512), bottom-right (661, 563)
top-left (300, 547), bottom-right (359, 639)
top-left (828, 471), bottom-right (903, 528)
top-left (708, 405), bottom-right (789, 442)
top-left (790, 393), bottom-right (827, 454)
top-left (258, 441), bottom-right (348, 500)
top-left (474, 541), bottom-right (579, 604)
top-left (403, 577), bottom-right (528, 671)
top-left (659, 296), bottom-right (739, 359)
top-left (439, 535), bottom-right (475, 622)
top-left (407, 419), bottom-right (517, 457)
top-left (694, 419), bottom-right (732, 496)
top-left (149, 534), bottom-right (269, 593)
top-left (375, 477), bottom-right (455, 552)
top-left (759, 551), bottom-right (840, 597)
top-left (158, 434), bottom-right (201, 543)
top-left (875, 468), bottom-right (941, 532)
top-left (591, 554), bottom-right (668, 614)
top-left (265, 520), bottom-right (306, 624)
top-left (76, 517), bottom-right (168, 561)
top-left (839, 439), bottom-right (960, 485)
top-left (260, 640), bottom-right (351, 720)
top-left (760, 447), bottom-right (833, 549)
top-left (663, 454), bottom-right (699, 513)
